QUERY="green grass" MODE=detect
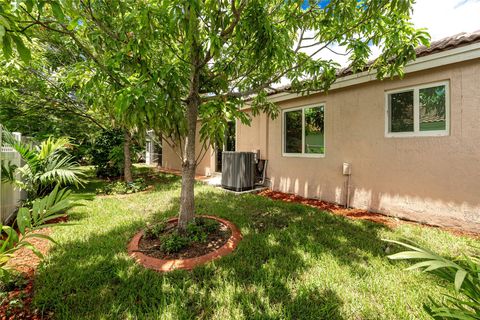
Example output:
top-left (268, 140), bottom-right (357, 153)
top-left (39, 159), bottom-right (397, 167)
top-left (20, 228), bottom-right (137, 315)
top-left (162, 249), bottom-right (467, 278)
top-left (33, 167), bottom-right (478, 319)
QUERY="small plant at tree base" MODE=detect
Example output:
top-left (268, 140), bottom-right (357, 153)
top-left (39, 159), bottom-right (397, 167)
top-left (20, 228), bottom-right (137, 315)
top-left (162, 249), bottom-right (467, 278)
top-left (147, 218), bottom-right (221, 254)
top-left (384, 239), bottom-right (480, 320)
top-left (144, 220), bottom-right (167, 240)
top-left (157, 219), bottom-right (219, 253)
top-left (185, 219), bottom-right (219, 243)
top-left (96, 178), bottom-right (147, 195)
top-left (159, 233), bottom-right (190, 254)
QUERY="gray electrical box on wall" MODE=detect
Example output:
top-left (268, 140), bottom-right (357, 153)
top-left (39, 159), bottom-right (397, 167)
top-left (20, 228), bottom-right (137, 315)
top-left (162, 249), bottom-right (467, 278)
top-left (343, 162), bottom-right (352, 175)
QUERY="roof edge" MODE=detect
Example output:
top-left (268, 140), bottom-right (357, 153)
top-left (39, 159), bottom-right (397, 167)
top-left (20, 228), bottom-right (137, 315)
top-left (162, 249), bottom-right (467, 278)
top-left (265, 41), bottom-right (480, 104)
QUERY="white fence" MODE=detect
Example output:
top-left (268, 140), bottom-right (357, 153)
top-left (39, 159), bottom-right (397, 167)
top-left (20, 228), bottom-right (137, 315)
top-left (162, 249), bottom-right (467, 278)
top-left (0, 127), bottom-right (23, 223)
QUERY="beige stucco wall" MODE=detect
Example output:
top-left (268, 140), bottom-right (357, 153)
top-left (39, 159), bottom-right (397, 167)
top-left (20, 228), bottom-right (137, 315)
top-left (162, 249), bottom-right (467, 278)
top-left (236, 59), bottom-right (480, 231)
top-left (160, 59), bottom-right (480, 231)
top-left (236, 111), bottom-right (269, 158)
top-left (161, 124), bottom-right (217, 176)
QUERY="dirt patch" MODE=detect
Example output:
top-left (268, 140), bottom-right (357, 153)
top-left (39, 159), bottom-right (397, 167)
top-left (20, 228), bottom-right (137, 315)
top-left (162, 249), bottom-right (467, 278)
top-left (0, 271), bottom-right (53, 320)
top-left (138, 218), bottom-right (231, 260)
top-left (1, 229), bottom-right (52, 320)
top-left (0, 217), bottom-right (67, 319)
top-left (258, 190), bottom-right (480, 239)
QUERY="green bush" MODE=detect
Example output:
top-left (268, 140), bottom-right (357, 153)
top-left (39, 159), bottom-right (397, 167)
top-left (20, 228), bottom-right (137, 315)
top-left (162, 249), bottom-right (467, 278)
top-left (185, 219), bottom-right (218, 242)
top-left (96, 178), bottom-right (147, 195)
top-left (0, 132), bottom-right (85, 201)
top-left (384, 239), bottom-right (480, 319)
top-left (143, 218), bottom-right (221, 254)
top-left (160, 233), bottom-right (190, 254)
top-left (0, 185), bottom-right (80, 280)
top-left (144, 220), bottom-right (167, 239)
top-left (89, 129), bottom-right (124, 179)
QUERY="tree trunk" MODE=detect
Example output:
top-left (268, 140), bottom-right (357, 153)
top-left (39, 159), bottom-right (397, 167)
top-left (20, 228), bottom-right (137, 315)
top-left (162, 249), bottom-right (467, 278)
top-left (178, 80), bottom-right (200, 232)
top-left (124, 131), bottom-right (133, 183)
top-left (178, 4), bottom-right (201, 232)
top-left (157, 133), bottom-right (163, 167)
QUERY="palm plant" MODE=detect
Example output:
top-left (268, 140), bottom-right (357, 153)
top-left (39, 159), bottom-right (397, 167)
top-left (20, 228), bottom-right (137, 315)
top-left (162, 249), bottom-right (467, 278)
top-left (1, 130), bottom-right (85, 201)
top-left (384, 239), bottom-right (480, 319)
top-left (0, 185), bottom-right (81, 279)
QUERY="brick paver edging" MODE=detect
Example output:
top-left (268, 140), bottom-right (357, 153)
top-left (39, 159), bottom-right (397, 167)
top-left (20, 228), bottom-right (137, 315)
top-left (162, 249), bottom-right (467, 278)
top-left (127, 215), bottom-right (242, 272)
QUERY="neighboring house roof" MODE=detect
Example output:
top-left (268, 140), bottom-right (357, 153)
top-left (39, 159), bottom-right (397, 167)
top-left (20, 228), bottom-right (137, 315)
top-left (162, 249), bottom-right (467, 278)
top-left (416, 30), bottom-right (480, 58)
top-left (265, 30), bottom-right (480, 102)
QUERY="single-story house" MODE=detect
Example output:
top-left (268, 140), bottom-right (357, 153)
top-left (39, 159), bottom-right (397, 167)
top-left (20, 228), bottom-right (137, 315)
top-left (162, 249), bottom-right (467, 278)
top-left (161, 31), bottom-right (480, 232)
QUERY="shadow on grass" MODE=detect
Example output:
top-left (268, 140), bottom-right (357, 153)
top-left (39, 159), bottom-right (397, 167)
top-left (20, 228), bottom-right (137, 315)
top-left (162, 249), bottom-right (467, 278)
top-left (33, 181), bottom-right (389, 319)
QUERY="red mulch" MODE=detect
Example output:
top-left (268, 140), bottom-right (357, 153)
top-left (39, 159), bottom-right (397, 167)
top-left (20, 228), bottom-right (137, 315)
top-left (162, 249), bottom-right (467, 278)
top-left (0, 270), bottom-right (52, 320)
top-left (258, 190), bottom-right (480, 239)
top-left (0, 217), bottom-right (67, 320)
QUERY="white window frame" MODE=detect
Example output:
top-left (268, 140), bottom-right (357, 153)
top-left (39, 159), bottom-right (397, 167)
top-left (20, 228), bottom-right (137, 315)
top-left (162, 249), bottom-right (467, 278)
top-left (282, 103), bottom-right (326, 158)
top-left (385, 80), bottom-right (450, 138)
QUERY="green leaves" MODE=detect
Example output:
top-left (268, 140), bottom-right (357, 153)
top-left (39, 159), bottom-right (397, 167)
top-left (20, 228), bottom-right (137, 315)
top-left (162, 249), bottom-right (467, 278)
top-left (0, 25), bottom-right (5, 40)
top-left (1, 32), bottom-right (12, 59)
top-left (0, 14), bottom-right (11, 29)
top-left (384, 238), bottom-right (480, 319)
top-left (0, 10), bottom-right (32, 63)
top-left (11, 34), bottom-right (31, 63)
top-left (0, 33), bottom-right (31, 63)
top-left (0, 185), bottom-right (78, 280)
top-left (16, 207), bottom-right (30, 234)
top-left (50, 1), bottom-right (65, 21)
top-left (1, 129), bottom-right (85, 200)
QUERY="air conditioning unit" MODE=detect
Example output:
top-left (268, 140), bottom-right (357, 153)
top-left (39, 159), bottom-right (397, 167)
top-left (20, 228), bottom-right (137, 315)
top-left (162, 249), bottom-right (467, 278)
top-left (221, 151), bottom-right (256, 191)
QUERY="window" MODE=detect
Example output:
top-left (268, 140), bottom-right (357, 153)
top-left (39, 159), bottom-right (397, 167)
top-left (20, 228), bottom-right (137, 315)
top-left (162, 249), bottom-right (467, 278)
top-left (283, 104), bottom-right (325, 157)
top-left (386, 81), bottom-right (449, 137)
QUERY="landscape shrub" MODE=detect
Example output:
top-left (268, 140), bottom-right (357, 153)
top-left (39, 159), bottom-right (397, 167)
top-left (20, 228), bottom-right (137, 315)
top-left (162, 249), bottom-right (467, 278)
top-left (96, 178), bottom-right (147, 195)
top-left (89, 129), bottom-right (124, 179)
top-left (0, 186), bottom-right (79, 281)
top-left (145, 218), bottom-right (221, 254)
top-left (185, 219), bottom-right (218, 242)
top-left (144, 220), bottom-right (167, 239)
top-left (160, 233), bottom-right (190, 254)
top-left (0, 131), bottom-right (85, 201)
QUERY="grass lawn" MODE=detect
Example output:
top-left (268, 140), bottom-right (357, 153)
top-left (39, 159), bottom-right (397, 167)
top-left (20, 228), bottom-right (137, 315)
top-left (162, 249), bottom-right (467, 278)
top-left (33, 166), bottom-right (478, 319)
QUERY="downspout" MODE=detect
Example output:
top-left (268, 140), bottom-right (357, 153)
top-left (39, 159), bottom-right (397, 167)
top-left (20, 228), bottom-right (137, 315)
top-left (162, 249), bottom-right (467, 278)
top-left (343, 162), bottom-right (352, 208)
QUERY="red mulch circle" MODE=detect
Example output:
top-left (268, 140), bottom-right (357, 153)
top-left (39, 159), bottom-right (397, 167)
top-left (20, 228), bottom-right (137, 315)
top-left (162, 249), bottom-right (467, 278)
top-left (258, 190), bottom-right (480, 239)
top-left (128, 215), bottom-right (242, 272)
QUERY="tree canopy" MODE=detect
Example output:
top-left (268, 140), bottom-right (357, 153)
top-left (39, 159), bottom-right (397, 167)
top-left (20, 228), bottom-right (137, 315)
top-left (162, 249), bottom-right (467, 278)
top-left (0, 0), bottom-right (429, 230)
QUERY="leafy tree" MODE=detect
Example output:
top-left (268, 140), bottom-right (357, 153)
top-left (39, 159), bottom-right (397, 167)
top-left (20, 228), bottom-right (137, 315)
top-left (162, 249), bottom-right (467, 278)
top-left (1, 0), bottom-right (429, 231)
top-left (0, 3), bottom-right (159, 182)
top-left (0, 35), bottom-right (110, 165)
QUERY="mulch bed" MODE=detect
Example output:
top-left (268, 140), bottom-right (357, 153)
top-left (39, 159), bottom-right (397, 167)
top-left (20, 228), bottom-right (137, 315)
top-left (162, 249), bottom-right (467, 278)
top-left (138, 218), bottom-right (231, 260)
top-left (0, 270), bottom-right (53, 320)
top-left (258, 189), bottom-right (480, 239)
top-left (0, 217), bottom-right (68, 320)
